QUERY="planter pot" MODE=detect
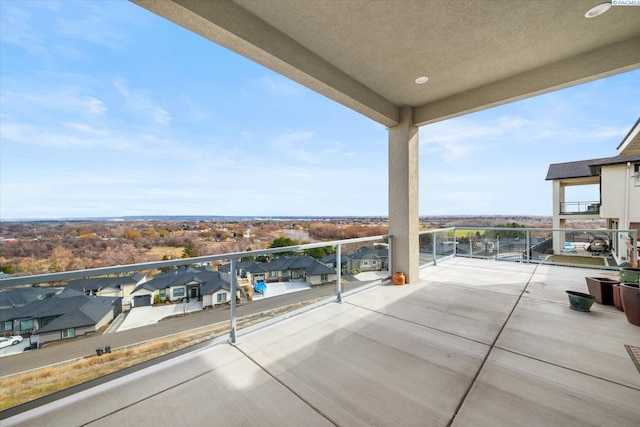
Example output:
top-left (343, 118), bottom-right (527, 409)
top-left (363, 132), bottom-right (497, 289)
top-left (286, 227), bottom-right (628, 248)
top-left (585, 277), bottom-right (619, 305)
top-left (566, 290), bottom-right (596, 312)
top-left (613, 284), bottom-right (624, 311)
top-left (620, 283), bottom-right (640, 326)
top-left (619, 268), bottom-right (640, 284)
top-left (392, 272), bottom-right (405, 286)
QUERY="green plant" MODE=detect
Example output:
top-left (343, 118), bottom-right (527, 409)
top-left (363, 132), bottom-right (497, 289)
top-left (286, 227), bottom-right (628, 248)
top-left (153, 294), bottom-right (163, 304)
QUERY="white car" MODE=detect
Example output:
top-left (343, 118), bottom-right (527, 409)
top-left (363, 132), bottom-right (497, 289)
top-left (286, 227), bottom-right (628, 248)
top-left (0, 335), bottom-right (23, 349)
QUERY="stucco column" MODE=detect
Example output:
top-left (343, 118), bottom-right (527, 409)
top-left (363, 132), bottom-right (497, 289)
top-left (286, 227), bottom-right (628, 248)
top-left (552, 180), bottom-right (565, 253)
top-left (388, 106), bottom-right (419, 283)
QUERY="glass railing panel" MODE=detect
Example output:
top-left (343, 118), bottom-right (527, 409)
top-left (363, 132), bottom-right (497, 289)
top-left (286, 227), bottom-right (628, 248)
top-left (448, 226), bottom-right (637, 270)
top-left (233, 235), bottom-right (390, 337)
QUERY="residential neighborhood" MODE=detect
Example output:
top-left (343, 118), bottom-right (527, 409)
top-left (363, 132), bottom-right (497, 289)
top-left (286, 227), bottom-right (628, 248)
top-left (0, 248), bottom-right (393, 347)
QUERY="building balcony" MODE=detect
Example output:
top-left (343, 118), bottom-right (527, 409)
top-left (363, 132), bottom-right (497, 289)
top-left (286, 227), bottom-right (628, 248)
top-left (1, 231), bottom-right (639, 426)
top-left (559, 201), bottom-right (601, 215)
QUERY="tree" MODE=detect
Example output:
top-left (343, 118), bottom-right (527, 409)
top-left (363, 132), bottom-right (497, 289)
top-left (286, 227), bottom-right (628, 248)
top-left (242, 247), bottom-right (255, 261)
top-left (182, 240), bottom-right (199, 258)
top-left (268, 237), bottom-right (299, 256)
top-left (48, 246), bottom-right (73, 272)
top-left (304, 246), bottom-right (335, 260)
top-left (124, 228), bottom-right (142, 240)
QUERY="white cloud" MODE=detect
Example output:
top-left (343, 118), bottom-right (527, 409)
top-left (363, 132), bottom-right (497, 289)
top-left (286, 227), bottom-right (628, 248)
top-left (113, 79), bottom-right (172, 124)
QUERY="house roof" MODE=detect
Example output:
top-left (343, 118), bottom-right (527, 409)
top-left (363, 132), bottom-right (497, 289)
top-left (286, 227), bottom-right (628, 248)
top-left (617, 116), bottom-right (640, 154)
top-left (133, 0), bottom-right (640, 128)
top-left (347, 247), bottom-right (389, 261)
top-left (1, 291), bottom-right (120, 332)
top-left (65, 274), bottom-right (145, 293)
top-left (133, 268), bottom-right (230, 294)
top-left (0, 287), bottom-right (62, 309)
top-left (36, 296), bottom-right (121, 333)
top-left (545, 153), bottom-right (640, 180)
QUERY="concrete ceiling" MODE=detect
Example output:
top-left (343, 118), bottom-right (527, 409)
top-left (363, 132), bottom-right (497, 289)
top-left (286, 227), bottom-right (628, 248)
top-left (132, 0), bottom-right (640, 128)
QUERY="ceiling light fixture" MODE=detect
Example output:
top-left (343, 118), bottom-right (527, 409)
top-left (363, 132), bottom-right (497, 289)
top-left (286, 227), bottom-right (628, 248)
top-left (415, 76), bottom-right (429, 84)
top-left (585, 2), bottom-right (611, 18)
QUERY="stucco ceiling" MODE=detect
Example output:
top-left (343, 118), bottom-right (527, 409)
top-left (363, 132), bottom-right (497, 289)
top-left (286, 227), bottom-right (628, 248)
top-left (132, 0), bottom-right (640, 127)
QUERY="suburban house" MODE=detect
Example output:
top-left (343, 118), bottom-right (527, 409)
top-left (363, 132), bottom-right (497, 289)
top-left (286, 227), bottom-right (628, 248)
top-left (345, 246), bottom-right (389, 273)
top-left (0, 287), bottom-right (121, 345)
top-left (64, 274), bottom-right (147, 309)
top-left (546, 117), bottom-right (640, 265)
top-left (130, 267), bottom-right (238, 308)
top-left (223, 256), bottom-right (336, 286)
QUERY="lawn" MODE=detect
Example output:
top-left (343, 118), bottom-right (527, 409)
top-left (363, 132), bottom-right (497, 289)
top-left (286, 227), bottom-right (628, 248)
top-left (547, 254), bottom-right (605, 266)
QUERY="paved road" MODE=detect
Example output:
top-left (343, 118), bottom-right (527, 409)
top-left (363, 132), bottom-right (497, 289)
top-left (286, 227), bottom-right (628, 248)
top-left (0, 280), bottom-right (377, 377)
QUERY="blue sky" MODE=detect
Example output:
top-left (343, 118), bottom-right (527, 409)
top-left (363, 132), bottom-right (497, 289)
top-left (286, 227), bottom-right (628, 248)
top-left (1, 1), bottom-right (638, 219)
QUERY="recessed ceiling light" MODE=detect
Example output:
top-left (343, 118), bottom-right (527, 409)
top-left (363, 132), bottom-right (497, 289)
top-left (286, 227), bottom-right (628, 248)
top-left (585, 2), bottom-right (611, 18)
top-left (415, 76), bottom-right (429, 84)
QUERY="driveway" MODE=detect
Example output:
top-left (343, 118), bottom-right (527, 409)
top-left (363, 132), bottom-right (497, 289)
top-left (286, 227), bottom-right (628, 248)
top-left (117, 300), bottom-right (203, 332)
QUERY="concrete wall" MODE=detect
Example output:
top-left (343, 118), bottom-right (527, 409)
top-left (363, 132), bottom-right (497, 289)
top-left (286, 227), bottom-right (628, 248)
top-left (601, 162), bottom-right (640, 228)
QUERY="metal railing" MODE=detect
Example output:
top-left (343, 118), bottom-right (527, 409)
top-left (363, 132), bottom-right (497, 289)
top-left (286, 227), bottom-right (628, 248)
top-left (0, 235), bottom-right (391, 345)
top-left (426, 226), bottom-right (638, 270)
top-left (559, 201), bottom-right (600, 215)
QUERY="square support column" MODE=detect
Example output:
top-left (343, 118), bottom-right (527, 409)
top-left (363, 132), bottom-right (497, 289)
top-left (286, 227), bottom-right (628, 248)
top-left (388, 106), bottom-right (419, 283)
top-left (552, 180), bottom-right (565, 254)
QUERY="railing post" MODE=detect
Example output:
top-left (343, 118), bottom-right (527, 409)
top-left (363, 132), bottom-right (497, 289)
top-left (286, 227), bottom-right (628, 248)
top-left (470, 240), bottom-right (473, 258)
top-left (432, 231), bottom-right (437, 266)
top-left (453, 228), bottom-right (458, 257)
top-left (335, 244), bottom-right (342, 303)
top-left (526, 230), bottom-right (530, 264)
top-left (388, 235), bottom-right (393, 277)
top-left (229, 257), bottom-right (237, 345)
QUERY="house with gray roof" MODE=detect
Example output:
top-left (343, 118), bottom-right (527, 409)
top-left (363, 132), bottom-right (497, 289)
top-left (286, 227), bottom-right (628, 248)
top-left (65, 274), bottom-right (146, 309)
top-left (221, 256), bottom-right (336, 286)
top-left (345, 247), bottom-right (389, 273)
top-left (0, 287), bottom-right (121, 345)
top-left (545, 117), bottom-right (640, 264)
top-left (131, 267), bottom-right (238, 308)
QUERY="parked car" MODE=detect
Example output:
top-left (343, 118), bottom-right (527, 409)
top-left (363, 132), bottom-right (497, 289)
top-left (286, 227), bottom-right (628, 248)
top-left (585, 238), bottom-right (610, 254)
top-left (0, 335), bottom-right (23, 349)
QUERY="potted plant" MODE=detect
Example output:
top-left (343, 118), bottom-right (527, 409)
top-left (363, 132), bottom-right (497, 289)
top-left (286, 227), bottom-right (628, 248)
top-left (613, 283), bottom-right (624, 311)
top-left (620, 267), bottom-right (640, 284)
top-left (620, 282), bottom-right (640, 326)
top-left (566, 290), bottom-right (596, 312)
top-left (585, 277), bottom-right (619, 305)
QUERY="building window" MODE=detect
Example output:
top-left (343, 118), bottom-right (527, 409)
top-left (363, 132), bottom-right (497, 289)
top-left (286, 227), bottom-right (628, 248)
top-left (20, 320), bottom-right (34, 332)
top-left (62, 328), bottom-right (75, 338)
top-left (363, 261), bottom-right (369, 266)
top-left (269, 271), bottom-right (276, 278)
top-left (372, 260), bottom-right (377, 265)
top-left (321, 274), bottom-right (328, 282)
top-left (0, 321), bottom-right (12, 331)
top-left (172, 287), bottom-right (185, 298)
top-left (159, 289), bottom-right (166, 297)
top-left (217, 293), bottom-right (228, 303)
top-left (634, 163), bottom-right (640, 187)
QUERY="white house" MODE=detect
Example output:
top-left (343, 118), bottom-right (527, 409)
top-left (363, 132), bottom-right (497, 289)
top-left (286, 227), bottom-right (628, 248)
top-left (546, 117), bottom-right (640, 265)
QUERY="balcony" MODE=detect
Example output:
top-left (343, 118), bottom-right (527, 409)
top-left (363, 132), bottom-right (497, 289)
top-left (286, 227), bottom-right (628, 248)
top-left (559, 201), bottom-right (601, 215)
top-left (1, 232), bottom-right (639, 426)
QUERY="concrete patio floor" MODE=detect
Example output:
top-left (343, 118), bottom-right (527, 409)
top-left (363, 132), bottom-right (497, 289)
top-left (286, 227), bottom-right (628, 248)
top-left (4, 258), bottom-right (639, 426)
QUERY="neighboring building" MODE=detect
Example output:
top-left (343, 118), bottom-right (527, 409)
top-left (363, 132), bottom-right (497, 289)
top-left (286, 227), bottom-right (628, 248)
top-left (546, 117), bottom-right (640, 265)
top-left (345, 247), bottom-right (389, 273)
top-left (130, 267), bottom-right (239, 308)
top-left (0, 288), bottom-right (121, 345)
top-left (65, 274), bottom-right (146, 309)
top-left (222, 256), bottom-right (336, 286)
